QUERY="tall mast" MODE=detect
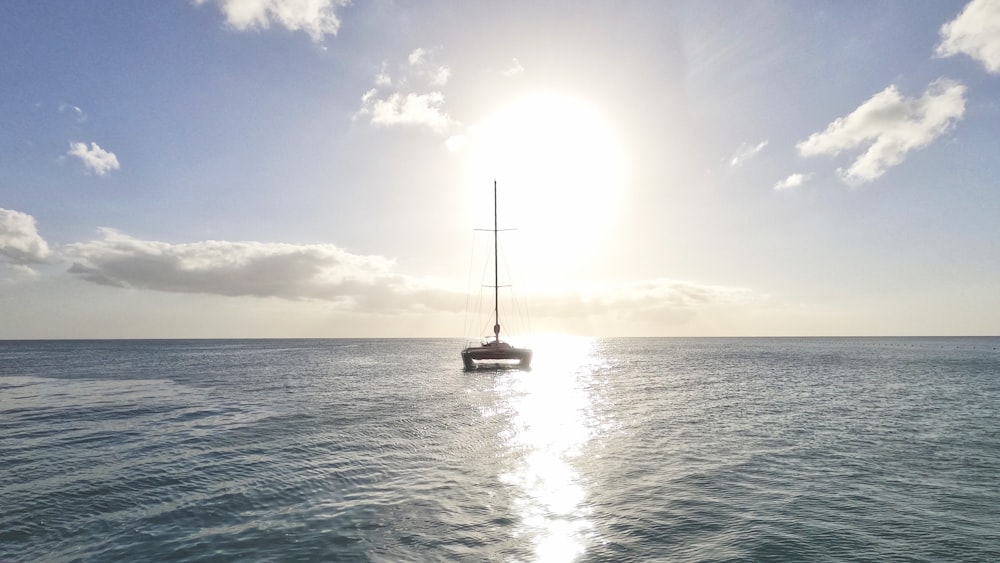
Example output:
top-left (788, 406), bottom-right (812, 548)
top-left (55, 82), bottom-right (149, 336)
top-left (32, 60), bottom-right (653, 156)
top-left (493, 180), bottom-right (500, 342)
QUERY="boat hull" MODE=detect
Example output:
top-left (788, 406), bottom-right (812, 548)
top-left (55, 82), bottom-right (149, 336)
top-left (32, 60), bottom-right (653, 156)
top-left (461, 346), bottom-right (532, 370)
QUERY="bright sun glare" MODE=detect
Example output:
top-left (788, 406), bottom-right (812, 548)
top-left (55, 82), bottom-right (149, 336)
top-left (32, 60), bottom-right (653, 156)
top-left (461, 93), bottom-right (627, 278)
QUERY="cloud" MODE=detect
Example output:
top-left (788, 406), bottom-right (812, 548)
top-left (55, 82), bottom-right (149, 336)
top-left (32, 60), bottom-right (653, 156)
top-left (357, 48), bottom-right (458, 134)
top-left (729, 140), bottom-right (768, 167)
top-left (408, 47), bottom-right (426, 65)
top-left (562, 279), bottom-right (756, 313)
top-left (522, 279), bottom-right (761, 328)
top-left (445, 133), bottom-right (468, 152)
top-left (502, 58), bottom-right (525, 77)
top-left (59, 102), bottom-right (87, 123)
top-left (936, 0), bottom-right (1000, 74)
top-left (0, 208), bottom-right (51, 266)
top-left (406, 47), bottom-right (450, 85)
top-left (61, 229), bottom-right (759, 325)
top-left (375, 64), bottom-right (391, 86)
top-left (363, 91), bottom-right (457, 132)
top-left (195, 0), bottom-right (348, 41)
top-left (774, 172), bottom-right (812, 191)
top-left (68, 141), bottom-right (120, 176)
top-left (64, 229), bottom-right (459, 312)
top-left (429, 65), bottom-right (451, 87)
top-left (796, 78), bottom-right (966, 185)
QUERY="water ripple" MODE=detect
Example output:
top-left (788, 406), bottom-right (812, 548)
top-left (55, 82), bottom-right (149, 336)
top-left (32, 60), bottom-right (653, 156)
top-left (1, 338), bottom-right (998, 561)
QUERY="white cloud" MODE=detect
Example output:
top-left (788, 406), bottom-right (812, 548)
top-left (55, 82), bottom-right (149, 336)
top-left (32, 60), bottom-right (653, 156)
top-left (357, 48), bottom-right (458, 134)
top-left (502, 58), bottom-right (525, 77)
top-left (404, 47), bottom-right (449, 85)
top-left (375, 64), bottom-right (391, 86)
top-left (0, 208), bottom-right (51, 266)
top-left (729, 140), bottom-right (768, 167)
top-left (796, 79), bottom-right (966, 185)
top-left (195, 0), bottom-right (348, 41)
top-left (68, 141), bottom-right (120, 176)
top-left (774, 172), bottom-right (812, 191)
top-left (366, 92), bottom-right (457, 132)
top-left (408, 48), bottom-right (426, 65)
top-left (445, 133), bottom-right (467, 152)
top-left (936, 0), bottom-right (1000, 74)
top-left (430, 65), bottom-right (451, 87)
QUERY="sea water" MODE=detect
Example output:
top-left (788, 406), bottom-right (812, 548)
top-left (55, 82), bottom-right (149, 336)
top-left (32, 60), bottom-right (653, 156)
top-left (2, 337), bottom-right (998, 561)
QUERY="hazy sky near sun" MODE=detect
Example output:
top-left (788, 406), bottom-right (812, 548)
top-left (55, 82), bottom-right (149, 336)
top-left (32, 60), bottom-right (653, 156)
top-left (2, 0), bottom-right (999, 338)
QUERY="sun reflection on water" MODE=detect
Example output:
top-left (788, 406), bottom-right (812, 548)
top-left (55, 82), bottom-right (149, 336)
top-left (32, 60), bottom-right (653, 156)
top-left (492, 335), bottom-right (602, 562)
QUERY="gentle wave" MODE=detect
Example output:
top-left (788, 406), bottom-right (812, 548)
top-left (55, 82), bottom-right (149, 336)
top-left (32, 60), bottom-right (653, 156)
top-left (2, 338), bottom-right (998, 561)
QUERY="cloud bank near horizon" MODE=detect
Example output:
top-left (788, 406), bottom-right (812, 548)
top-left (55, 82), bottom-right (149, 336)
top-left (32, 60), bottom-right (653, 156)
top-left (64, 228), bottom-right (455, 311)
top-left (56, 227), bottom-right (757, 324)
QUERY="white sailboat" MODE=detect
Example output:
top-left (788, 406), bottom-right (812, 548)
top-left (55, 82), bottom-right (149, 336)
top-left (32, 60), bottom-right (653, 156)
top-left (461, 181), bottom-right (533, 370)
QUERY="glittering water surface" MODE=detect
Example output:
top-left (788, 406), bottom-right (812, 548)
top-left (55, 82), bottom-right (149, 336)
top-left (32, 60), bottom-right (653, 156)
top-left (2, 337), bottom-right (998, 561)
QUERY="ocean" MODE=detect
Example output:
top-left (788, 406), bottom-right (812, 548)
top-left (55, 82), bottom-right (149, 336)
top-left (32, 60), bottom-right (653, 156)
top-left (2, 337), bottom-right (998, 562)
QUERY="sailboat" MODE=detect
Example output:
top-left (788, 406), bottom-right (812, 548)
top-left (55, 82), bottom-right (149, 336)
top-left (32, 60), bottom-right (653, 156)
top-left (461, 181), bottom-right (533, 370)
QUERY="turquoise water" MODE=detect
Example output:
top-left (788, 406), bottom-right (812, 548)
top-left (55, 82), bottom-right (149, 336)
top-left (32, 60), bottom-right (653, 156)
top-left (2, 337), bottom-right (998, 561)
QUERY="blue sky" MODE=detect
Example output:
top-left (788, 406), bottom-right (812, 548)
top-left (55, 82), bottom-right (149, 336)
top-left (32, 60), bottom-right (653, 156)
top-left (2, 0), bottom-right (998, 338)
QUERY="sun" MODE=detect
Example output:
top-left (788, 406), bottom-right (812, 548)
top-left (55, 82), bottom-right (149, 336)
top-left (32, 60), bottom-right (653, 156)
top-left (459, 92), bottom-right (627, 280)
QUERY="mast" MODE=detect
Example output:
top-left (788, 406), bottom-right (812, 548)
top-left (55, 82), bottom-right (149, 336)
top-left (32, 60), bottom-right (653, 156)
top-left (493, 180), bottom-right (500, 342)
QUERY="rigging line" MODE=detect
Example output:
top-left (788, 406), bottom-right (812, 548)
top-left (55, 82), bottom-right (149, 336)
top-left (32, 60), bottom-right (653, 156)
top-left (506, 236), bottom-right (531, 336)
top-left (465, 230), bottom-right (491, 341)
top-left (472, 233), bottom-right (494, 339)
top-left (463, 228), bottom-right (476, 341)
top-left (497, 239), bottom-right (529, 337)
top-left (497, 241), bottom-right (511, 337)
top-left (508, 231), bottom-right (529, 334)
top-left (522, 284), bottom-right (532, 336)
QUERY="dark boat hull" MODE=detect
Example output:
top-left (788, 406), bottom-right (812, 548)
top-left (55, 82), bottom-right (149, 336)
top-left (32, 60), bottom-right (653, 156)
top-left (461, 346), bottom-right (532, 369)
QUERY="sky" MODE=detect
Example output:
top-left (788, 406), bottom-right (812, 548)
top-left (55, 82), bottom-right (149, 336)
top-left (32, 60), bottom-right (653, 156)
top-left (2, 0), bottom-right (999, 338)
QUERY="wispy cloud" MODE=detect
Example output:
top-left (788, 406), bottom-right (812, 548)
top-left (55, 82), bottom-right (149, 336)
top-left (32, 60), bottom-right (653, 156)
top-left (58, 102), bottom-right (87, 123)
top-left (502, 58), bottom-right (525, 77)
top-left (402, 47), bottom-right (451, 85)
top-left (67, 141), bottom-right (120, 176)
top-left (936, 0), bottom-right (1000, 74)
top-left (374, 63), bottom-right (392, 86)
top-left (797, 78), bottom-right (966, 185)
top-left (444, 133), bottom-right (467, 152)
top-left (0, 208), bottom-right (51, 266)
top-left (408, 47), bottom-right (427, 65)
top-left (195, 0), bottom-right (348, 41)
top-left (356, 47), bottom-right (458, 134)
top-left (774, 172), bottom-right (812, 191)
top-left (543, 279), bottom-right (757, 314)
top-left (729, 140), bottom-right (768, 167)
top-left (523, 279), bottom-right (763, 329)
